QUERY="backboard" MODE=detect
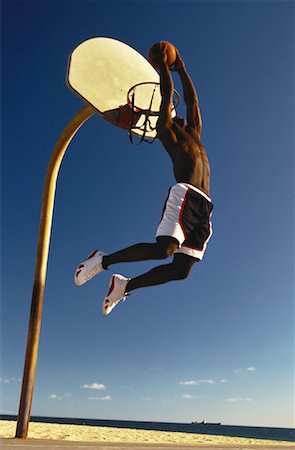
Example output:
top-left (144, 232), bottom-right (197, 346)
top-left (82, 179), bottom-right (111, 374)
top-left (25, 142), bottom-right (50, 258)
top-left (67, 37), bottom-right (176, 139)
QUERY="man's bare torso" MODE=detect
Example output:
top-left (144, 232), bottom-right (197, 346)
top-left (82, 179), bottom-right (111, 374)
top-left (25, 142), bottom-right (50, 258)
top-left (159, 120), bottom-right (211, 197)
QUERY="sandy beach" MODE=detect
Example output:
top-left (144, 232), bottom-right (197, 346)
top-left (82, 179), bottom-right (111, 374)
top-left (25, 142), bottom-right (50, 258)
top-left (0, 420), bottom-right (293, 447)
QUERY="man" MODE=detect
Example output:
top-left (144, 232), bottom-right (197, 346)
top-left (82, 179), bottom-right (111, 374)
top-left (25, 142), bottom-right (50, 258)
top-left (75, 45), bottom-right (213, 315)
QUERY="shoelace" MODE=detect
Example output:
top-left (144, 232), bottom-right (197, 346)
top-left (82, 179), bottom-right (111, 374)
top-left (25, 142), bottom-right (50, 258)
top-left (82, 257), bottom-right (104, 280)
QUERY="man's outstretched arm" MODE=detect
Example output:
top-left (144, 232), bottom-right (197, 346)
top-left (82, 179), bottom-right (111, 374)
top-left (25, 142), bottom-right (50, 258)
top-left (172, 50), bottom-right (203, 138)
top-left (156, 48), bottom-right (174, 135)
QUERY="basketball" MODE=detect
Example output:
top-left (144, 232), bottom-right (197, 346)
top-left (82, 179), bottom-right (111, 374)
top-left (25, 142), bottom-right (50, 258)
top-left (148, 41), bottom-right (177, 69)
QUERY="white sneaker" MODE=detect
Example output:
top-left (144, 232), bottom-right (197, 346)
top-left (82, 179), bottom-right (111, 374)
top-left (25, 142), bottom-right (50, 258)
top-left (102, 274), bottom-right (130, 315)
top-left (75, 250), bottom-right (106, 286)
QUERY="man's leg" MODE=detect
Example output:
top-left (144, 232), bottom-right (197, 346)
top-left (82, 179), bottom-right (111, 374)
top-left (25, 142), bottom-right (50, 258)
top-left (102, 253), bottom-right (197, 315)
top-left (126, 253), bottom-right (197, 292)
top-left (102, 237), bottom-right (178, 269)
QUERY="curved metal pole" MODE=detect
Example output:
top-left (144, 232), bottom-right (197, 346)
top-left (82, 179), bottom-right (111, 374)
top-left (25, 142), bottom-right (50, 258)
top-left (15, 104), bottom-right (95, 439)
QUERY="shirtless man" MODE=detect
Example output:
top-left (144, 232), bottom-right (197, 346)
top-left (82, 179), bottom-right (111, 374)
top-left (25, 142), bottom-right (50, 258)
top-left (74, 45), bottom-right (213, 315)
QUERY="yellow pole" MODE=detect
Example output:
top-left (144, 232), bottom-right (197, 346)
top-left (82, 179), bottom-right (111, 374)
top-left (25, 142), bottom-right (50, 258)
top-left (15, 104), bottom-right (95, 439)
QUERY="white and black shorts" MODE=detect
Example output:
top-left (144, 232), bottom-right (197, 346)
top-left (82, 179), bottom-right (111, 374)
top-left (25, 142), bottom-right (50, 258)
top-left (156, 183), bottom-right (213, 260)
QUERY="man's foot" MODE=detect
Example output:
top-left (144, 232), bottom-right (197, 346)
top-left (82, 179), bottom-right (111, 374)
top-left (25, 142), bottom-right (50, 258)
top-left (75, 250), bottom-right (107, 286)
top-left (102, 274), bottom-right (130, 315)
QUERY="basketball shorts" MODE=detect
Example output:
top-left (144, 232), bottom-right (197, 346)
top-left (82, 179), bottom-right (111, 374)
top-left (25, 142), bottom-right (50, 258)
top-left (156, 183), bottom-right (213, 260)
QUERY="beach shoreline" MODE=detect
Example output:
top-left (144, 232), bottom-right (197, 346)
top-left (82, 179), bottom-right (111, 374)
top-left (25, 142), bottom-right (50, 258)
top-left (0, 420), bottom-right (293, 448)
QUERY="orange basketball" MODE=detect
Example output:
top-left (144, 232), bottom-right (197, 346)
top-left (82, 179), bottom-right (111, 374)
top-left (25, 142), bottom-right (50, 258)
top-left (148, 41), bottom-right (177, 69)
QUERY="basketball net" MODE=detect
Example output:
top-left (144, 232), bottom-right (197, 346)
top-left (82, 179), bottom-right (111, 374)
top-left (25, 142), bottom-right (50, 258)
top-left (117, 82), bottom-right (180, 145)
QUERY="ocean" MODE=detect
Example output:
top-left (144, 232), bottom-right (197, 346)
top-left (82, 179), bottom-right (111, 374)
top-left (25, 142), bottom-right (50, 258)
top-left (1, 415), bottom-right (294, 442)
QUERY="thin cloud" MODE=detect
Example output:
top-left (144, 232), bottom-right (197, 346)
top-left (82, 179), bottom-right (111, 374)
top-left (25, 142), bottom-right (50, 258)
top-left (178, 379), bottom-right (216, 386)
top-left (199, 379), bottom-right (216, 384)
top-left (182, 394), bottom-right (194, 399)
top-left (0, 377), bottom-right (21, 384)
top-left (82, 383), bottom-right (106, 390)
top-left (233, 367), bottom-right (256, 374)
top-left (48, 394), bottom-right (62, 400)
top-left (226, 397), bottom-right (253, 402)
top-left (88, 395), bottom-right (111, 401)
top-left (219, 379), bottom-right (228, 383)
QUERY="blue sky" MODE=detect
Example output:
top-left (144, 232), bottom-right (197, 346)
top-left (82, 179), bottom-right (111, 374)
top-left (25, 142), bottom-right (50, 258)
top-left (1, 0), bottom-right (294, 428)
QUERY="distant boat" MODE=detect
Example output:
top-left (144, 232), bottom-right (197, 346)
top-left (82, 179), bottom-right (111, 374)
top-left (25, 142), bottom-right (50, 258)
top-left (191, 420), bottom-right (221, 425)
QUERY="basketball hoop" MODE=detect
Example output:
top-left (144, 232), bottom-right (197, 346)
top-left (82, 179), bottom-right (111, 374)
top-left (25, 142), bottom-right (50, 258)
top-left (117, 104), bottom-right (142, 130)
top-left (126, 82), bottom-right (181, 144)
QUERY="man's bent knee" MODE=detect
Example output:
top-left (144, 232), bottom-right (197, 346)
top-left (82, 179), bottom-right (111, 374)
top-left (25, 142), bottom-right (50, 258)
top-left (174, 265), bottom-right (192, 280)
top-left (155, 237), bottom-right (179, 259)
top-left (172, 254), bottom-right (197, 280)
